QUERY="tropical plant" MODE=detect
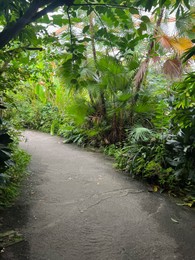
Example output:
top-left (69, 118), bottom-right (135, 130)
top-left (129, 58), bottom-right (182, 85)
top-left (1, 0), bottom-right (194, 202)
top-left (0, 120), bottom-right (13, 185)
top-left (166, 72), bottom-right (195, 184)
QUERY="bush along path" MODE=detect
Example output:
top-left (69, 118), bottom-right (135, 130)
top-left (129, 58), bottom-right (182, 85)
top-left (0, 106), bottom-right (30, 209)
top-left (1, 130), bottom-right (195, 260)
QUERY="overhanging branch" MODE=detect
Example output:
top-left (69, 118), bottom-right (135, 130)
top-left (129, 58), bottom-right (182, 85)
top-left (0, 0), bottom-right (131, 50)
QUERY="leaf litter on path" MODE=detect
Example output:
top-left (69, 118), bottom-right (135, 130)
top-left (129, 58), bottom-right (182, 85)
top-left (0, 230), bottom-right (24, 252)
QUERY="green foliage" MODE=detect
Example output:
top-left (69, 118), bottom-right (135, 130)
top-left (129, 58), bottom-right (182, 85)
top-left (11, 100), bottom-right (62, 134)
top-left (0, 128), bottom-right (13, 184)
top-left (0, 147), bottom-right (30, 208)
top-left (105, 131), bottom-right (190, 190)
top-left (39, 104), bottom-right (61, 133)
top-left (166, 73), bottom-right (195, 184)
top-left (0, 103), bottom-right (14, 186)
top-left (1, 0), bottom-right (194, 200)
top-left (58, 123), bottom-right (88, 146)
top-left (129, 126), bottom-right (154, 142)
top-left (66, 98), bottom-right (92, 126)
top-left (104, 86), bottom-right (195, 191)
top-left (0, 114), bottom-right (30, 208)
top-left (171, 73), bottom-right (195, 130)
top-left (182, 46), bottom-right (195, 62)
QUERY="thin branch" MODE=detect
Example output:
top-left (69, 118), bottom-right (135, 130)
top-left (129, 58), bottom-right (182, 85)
top-left (73, 3), bottom-right (129, 9)
top-left (24, 47), bottom-right (43, 51)
top-left (31, 0), bottom-right (65, 22)
top-left (7, 47), bottom-right (43, 53)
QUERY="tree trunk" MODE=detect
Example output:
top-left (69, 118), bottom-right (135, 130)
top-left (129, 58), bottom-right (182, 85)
top-left (89, 13), bottom-right (97, 62)
top-left (133, 8), bottom-right (165, 102)
top-left (89, 12), bottom-right (106, 118)
top-left (129, 8), bottom-right (165, 124)
top-left (0, 0), bottom-right (74, 49)
top-left (0, 1), bottom-right (40, 49)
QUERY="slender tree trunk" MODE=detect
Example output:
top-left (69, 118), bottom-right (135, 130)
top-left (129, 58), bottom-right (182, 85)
top-left (84, 42), bottom-right (95, 107)
top-left (89, 13), bottom-right (97, 62)
top-left (89, 12), bottom-right (106, 118)
top-left (133, 8), bottom-right (164, 102)
top-left (129, 8), bottom-right (165, 124)
top-left (119, 110), bottom-right (124, 142)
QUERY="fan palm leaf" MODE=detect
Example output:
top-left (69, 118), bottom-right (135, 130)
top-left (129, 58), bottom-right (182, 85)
top-left (129, 126), bottom-right (154, 142)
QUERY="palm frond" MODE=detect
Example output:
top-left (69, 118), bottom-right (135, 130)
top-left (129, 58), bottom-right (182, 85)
top-left (163, 58), bottom-right (182, 78)
top-left (182, 46), bottom-right (195, 62)
top-left (157, 33), bottom-right (172, 49)
top-left (170, 37), bottom-right (193, 55)
top-left (134, 60), bottom-right (148, 87)
top-left (157, 31), bottom-right (193, 56)
top-left (129, 126), bottom-right (154, 142)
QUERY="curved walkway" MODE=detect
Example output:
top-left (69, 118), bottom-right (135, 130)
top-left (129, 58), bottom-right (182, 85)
top-left (1, 130), bottom-right (195, 260)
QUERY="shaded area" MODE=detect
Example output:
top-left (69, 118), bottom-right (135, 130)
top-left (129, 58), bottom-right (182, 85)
top-left (0, 184), bottom-right (31, 259)
top-left (1, 130), bottom-right (195, 260)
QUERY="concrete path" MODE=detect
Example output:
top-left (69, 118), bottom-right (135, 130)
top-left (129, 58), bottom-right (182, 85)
top-left (1, 130), bottom-right (195, 260)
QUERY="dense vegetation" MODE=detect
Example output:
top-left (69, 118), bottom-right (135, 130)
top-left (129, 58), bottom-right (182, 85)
top-left (0, 0), bottom-right (195, 206)
top-left (0, 118), bottom-right (30, 208)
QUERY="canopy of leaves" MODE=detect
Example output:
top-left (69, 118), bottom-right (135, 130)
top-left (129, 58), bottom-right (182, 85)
top-left (0, 0), bottom-right (192, 49)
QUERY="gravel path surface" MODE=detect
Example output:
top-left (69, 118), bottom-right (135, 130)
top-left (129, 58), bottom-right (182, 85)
top-left (1, 130), bottom-right (195, 260)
